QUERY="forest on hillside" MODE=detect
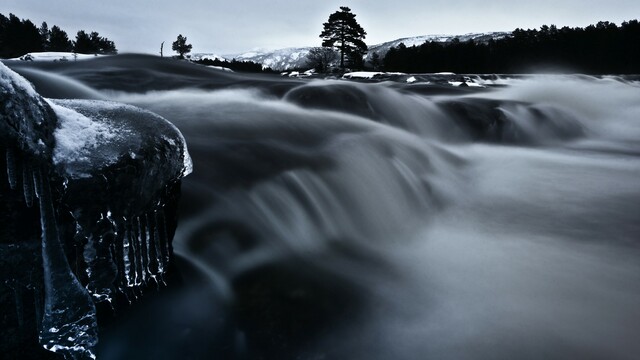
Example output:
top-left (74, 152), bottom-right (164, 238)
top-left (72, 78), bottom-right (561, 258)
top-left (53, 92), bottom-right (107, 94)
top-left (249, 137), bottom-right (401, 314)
top-left (382, 20), bottom-right (640, 74)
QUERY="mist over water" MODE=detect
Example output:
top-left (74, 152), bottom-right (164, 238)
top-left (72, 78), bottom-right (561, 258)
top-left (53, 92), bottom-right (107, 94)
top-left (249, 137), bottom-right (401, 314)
top-left (8, 56), bottom-right (640, 359)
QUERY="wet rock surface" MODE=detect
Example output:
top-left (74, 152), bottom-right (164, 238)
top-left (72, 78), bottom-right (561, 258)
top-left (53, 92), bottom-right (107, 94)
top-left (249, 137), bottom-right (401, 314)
top-left (0, 62), bottom-right (190, 359)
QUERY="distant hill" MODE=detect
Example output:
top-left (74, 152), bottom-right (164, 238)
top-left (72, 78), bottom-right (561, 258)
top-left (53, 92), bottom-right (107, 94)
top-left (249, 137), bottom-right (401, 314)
top-left (192, 47), bottom-right (312, 71)
top-left (364, 32), bottom-right (508, 62)
top-left (192, 32), bottom-right (509, 71)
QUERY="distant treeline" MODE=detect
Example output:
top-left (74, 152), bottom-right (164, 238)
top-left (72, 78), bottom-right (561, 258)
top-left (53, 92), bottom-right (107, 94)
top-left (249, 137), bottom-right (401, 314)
top-left (194, 58), bottom-right (275, 73)
top-left (382, 20), bottom-right (640, 74)
top-left (0, 13), bottom-right (117, 58)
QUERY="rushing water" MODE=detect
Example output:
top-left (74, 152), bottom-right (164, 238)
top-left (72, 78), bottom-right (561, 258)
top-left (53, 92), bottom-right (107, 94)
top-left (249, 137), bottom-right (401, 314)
top-left (8, 56), bottom-right (640, 359)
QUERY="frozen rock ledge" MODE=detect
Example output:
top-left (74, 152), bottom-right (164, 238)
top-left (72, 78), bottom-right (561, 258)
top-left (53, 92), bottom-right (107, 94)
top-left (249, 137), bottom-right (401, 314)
top-left (0, 62), bottom-right (191, 359)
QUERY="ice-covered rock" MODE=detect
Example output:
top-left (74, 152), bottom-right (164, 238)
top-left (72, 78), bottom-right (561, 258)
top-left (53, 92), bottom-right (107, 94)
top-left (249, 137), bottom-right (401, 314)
top-left (0, 62), bottom-right (191, 359)
top-left (49, 98), bottom-right (191, 300)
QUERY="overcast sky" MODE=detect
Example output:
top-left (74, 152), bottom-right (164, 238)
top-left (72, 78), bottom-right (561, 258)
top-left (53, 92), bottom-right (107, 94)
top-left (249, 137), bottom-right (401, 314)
top-left (2, 0), bottom-right (639, 55)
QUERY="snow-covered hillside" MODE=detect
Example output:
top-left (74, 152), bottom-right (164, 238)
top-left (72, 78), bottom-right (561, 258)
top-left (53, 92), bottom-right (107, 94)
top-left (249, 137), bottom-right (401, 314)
top-left (364, 32), bottom-right (508, 62)
top-left (229, 47), bottom-right (313, 71)
top-left (193, 47), bottom-right (314, 71)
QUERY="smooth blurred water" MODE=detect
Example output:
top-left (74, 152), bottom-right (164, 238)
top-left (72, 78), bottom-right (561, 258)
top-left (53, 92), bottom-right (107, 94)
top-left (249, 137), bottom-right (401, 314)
top-left (9, 57), bottom-right (640, 359)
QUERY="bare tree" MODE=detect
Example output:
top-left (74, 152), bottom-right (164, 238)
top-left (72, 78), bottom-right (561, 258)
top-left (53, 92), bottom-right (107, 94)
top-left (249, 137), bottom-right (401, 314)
top-left (306, 47), bottom-right (338, 73)
top-left (370, 51), bottom-right (381, 71)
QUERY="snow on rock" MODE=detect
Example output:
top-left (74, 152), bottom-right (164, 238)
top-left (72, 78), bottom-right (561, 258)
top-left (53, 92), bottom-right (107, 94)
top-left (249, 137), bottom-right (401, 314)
top-left (342, 71), bottom-right (407, 80)
top-left (281, 69), bottom-right (316, 77)
top-left (465, 81), bottom-right (485, 88)
top-left (448, 76), bottom-right (486, 87)
top-left (343, 72), bottom-right (384, 79)
top-left (48, 100), bottom-right (120, 168)
top-left (50, 99), bottom-right (192, 180)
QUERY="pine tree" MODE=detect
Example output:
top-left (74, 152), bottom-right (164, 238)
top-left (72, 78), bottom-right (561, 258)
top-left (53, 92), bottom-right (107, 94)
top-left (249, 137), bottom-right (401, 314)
top-left (73, 30), bottom-right (116, 54)
top-left (21, 19), bottom-right (43, 53)
top-left (90, 31), bottom-right (117, 54)
top-left (49, 25), bottom-right (72, 52)
top-left (1, 15), bottom-right (44, 57)
top-left (39, 22), bottom-right (50, 50)
top-left (172, 34), bottom-right (192, 59)
top-left (73, 30), bottom-right (94, 53)
top-left (319, 6), bottom-right (367, 70)
top-left (0, 14), bottom-right (7, 57)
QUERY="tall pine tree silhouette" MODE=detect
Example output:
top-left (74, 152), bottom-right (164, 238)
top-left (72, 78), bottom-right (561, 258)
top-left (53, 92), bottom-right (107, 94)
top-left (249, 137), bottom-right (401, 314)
top-left (320, 7), bottom-right (367, 70)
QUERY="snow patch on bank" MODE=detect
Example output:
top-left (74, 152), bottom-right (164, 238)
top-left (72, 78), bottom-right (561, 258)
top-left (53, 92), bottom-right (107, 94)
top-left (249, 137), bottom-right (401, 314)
top-left (343, 71), bottom-right (407, 79)
top-left (207, 65), bottom-right (234, 72)
top-left (9, 52), bottom-right (106, 62)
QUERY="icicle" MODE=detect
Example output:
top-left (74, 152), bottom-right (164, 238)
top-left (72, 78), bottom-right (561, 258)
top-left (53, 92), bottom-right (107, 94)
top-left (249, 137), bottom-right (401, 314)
top-left (32, 169), bottom-right (41, 199)
top-left (36, 168), bottom-right (98, 360)
top-left (153, 210), bottom-right (165, 276)
top-left (118, 218), bottom-right (131, 291)
top-left (146, 212), bottom-right (160, 280)
top-left (6, 148), bottom-right (18, 190)
top-left (111, 221), bottom-right (125, 293)
top-left (22, 161), bottom-right (34, 207)
top-left (82, 232), bottom-right (96, 291)
top-left (108, 239), bottom-right (118, 304)
top-left (144, 214), bottom-right (155, 280)
top-left (130, 218), bottom-right (142, 287)
top-left (157, 208), bottom-right (171, 267)
top-left (112, 216), bottom-right (128, 294)
top-left (121, 220), bottom-right (133, 288)
top-left (119, 226), bottom-right (134, 302)
top-left (78, 213), bottom-right (118, 303)
top-left (137, 217), bottom-right (149, 283)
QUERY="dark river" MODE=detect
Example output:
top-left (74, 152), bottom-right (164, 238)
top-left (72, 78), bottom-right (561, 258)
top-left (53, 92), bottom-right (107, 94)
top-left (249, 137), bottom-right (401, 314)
top-left (9, 55), bottom-right (640, 360)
